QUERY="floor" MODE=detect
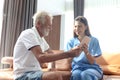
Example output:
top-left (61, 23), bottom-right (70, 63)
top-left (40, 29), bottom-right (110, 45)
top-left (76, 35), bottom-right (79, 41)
top-left (103, 75), bottom-right (120, 80)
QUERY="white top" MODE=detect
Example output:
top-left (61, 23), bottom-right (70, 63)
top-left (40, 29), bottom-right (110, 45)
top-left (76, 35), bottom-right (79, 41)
top-left (13, 27), bottom-right (49, 79)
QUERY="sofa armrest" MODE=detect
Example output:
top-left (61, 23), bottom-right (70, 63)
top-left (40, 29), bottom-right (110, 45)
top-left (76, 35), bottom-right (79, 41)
top-left (1, 57), bottom-right (13, 68)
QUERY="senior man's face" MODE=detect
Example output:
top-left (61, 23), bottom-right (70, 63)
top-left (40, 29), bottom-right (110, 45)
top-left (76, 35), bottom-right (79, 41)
top-left (42, 16), bottom-right (52, 37)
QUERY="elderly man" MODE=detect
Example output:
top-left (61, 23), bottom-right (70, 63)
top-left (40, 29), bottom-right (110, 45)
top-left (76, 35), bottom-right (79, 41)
top-left (13, 11), bottom-right (81, 80)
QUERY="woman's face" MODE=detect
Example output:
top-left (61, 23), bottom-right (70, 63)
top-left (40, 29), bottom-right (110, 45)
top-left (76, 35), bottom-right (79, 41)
top-left (74, 21), bottom-right (86, 36)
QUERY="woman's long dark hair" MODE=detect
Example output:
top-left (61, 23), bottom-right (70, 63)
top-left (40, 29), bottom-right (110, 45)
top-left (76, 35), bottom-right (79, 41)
top-left (74, 16), bottom-right (91, 37)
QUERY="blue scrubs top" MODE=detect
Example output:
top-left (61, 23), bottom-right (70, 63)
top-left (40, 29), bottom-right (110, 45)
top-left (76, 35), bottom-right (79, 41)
top-left (65, 36), bottom-right (102, 74)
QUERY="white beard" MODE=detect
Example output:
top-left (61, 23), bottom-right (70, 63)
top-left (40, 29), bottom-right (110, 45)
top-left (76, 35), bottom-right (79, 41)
top-left (42, 28), bottom-right (49, 36)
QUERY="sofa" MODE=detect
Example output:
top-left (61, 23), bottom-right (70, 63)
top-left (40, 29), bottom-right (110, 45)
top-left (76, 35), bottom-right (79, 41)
top-left (0, 50), bottom-right (120, 80)
top-left (96, 52), bottom-right (120, 80)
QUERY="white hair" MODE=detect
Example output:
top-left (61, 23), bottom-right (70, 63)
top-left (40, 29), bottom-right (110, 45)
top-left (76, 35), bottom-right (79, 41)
top-left (32, 11), bottom-right (53, 26)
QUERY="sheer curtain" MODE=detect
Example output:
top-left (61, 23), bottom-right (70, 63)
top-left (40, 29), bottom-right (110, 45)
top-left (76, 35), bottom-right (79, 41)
top-left (84, 0), bottom-right (120, 53)
top-left (0, 0), bottom-right (4, 39)
top-left (0, 0), bottom-right (37, 68)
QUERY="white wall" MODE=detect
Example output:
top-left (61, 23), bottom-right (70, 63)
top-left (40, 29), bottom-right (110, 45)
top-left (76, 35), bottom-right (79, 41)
top-left (64, 0), bottom-right (74, 50)
top-left (84, 0), bottom-right (120, 53)
top-left (37, 0), bottom-right (74, 50)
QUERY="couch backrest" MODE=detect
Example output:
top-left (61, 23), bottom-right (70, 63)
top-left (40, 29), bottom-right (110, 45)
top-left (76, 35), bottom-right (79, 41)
top-left (96, 53), bottom-right (120, 75)
top-left (96, 53), bottom-right (120, 65)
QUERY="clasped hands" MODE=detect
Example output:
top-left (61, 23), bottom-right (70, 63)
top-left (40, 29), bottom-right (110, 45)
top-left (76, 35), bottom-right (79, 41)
top-left (70, 36), bottom-right (90, 57)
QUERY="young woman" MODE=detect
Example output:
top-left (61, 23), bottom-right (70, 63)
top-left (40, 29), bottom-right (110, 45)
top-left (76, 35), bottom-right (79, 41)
top-left (65, 16), bottom-right (103, 80)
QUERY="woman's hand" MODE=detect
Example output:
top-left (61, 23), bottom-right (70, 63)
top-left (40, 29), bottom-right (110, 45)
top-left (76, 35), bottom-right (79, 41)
top-left (82, 43), bottom-right (95, 64)
top-left (81, 36), bottom-right (91, 45)
top-left (82, 43), bottom-right (89, 54)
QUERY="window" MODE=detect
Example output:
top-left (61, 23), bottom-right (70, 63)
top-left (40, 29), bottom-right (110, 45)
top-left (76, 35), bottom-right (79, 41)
top-left (84, 0), bottom-right (120, 53)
